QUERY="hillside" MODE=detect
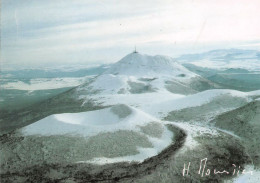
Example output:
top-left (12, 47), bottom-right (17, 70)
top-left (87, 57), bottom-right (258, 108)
top-left (212, 100), bottom-right (260, 166)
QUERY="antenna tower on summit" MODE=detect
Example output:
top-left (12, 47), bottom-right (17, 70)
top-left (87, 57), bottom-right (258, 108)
top-left (133, 46), bottom-right (138, 53)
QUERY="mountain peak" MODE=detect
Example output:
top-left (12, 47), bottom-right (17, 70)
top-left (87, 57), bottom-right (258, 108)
top-left (105, 53), bottom-right (196, 77)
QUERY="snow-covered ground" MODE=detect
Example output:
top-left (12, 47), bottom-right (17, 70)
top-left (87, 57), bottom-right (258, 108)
top-left (178, 49), bottom-right (260, 71)
top-left (21, 104), bottom-right (159, 137)
top-left (89, 89), bottom-right (251, 118)
top-left (188, 59), bottom-right (260, 71)
top-left (6, 51), bottom-right (260, 183)
top-left (1, 77), bottom-right (93, 90)
top-left (81, 125), bottom-right (173, 165)
top-left (20, 86), bottom-right (255, 165)
top-left (20, 104), bottom-right (173, 164)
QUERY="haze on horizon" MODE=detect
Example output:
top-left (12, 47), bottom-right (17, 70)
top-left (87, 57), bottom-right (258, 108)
top-left (1, 0), bottom-right (260, 68)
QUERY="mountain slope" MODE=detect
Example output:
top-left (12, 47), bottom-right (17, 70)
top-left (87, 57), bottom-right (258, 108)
top-left (212, 100), bottom-right (260, 166)
top-left (82, 52), bottom-right (220, 95)
top-left (106, 53), bottom-right (196, 77)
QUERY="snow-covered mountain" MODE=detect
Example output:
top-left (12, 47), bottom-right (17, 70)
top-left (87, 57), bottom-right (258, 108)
top-left (178, 49), bottom-right (260, 71)
top-left (105, 52), bottom-right (196, 77)
top-left (181, 49), bottom-right (260, 91)
top-left (20, 104), bottom-right (173, 164)
top-left (80, 52), bottom-right (219, 95)
top-left (2, 51), bottom-right (260, 183)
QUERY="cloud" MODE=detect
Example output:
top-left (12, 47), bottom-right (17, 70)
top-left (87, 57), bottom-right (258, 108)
top-left (1, 0), bottom-right (260, 66)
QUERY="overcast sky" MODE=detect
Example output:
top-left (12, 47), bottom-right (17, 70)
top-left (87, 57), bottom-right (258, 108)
top-left (1, 0), bottom-right (260, 67)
